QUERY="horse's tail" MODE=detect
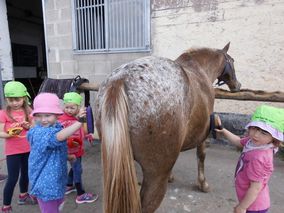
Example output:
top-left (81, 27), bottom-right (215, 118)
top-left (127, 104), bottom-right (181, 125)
top-left (101, 80), bottom-right (141, 213)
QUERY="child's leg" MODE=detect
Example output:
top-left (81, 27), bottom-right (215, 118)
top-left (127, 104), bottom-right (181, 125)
top-left (65, 166), bottom-right (76, 195)
top-left (72, 157), bottom-right (85, 195)
top-left (67, 167), bottom-right (74, 186)
top-left (37, 198), bottom-right (64, 213)
top-left (19, 153), bottom-right (29, 194)
top-left (3, 154), bottom-right (21, 206)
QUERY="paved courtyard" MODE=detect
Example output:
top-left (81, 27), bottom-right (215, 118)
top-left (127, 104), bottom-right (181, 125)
top-left (1, 140), bottom-right (284, 213)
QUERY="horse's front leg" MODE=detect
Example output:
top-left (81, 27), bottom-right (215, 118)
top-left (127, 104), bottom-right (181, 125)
top-left (196, 141), bottom-right (210, 192)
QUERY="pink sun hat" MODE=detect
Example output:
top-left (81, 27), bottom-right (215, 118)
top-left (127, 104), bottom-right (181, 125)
top-left (31, 93), bottom-right (63, 116)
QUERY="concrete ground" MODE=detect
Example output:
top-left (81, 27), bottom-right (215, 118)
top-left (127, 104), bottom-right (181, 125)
top-left (1, 140), bottom-right (284, 213)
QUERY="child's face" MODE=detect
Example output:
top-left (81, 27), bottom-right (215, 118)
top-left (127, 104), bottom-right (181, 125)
top-left (248, 126), bottom-right (273, 146)
top-left (34, 114), bottom-right (58, 127)
top-left (6, 97), bottom-right (25, 110)
top-left (63, 103), bottom-right (79, 116)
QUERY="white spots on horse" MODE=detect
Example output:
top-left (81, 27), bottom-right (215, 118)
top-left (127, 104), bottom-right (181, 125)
top-left (98, 56), bottom-right (187, 135)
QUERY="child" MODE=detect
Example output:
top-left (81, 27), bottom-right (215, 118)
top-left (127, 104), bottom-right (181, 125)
top-left (0, 81), bottom-right (36, 212)
top-left (58, 92), bottom-right (98, 204)
top-left (216, 105), bottom-right (284, 213)
top-left (27, 93), bottom-right (86, 213)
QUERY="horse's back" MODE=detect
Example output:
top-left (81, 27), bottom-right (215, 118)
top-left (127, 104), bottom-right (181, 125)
top-left (97, 56), bottom-right (189, 128)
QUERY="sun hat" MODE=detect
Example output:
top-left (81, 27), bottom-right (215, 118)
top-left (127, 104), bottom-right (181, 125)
top-left (31, 93), bottom-right (63, 116)
top-left (4, 81), bottom-right (30, 98)
top-left (63, 92), bottom-right (82, 105)
top-left (245, 105), bottom-right (284, 142)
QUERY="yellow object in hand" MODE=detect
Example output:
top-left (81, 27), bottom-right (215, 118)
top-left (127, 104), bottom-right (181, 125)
top-left (7, 127), bottom-right (23, 137)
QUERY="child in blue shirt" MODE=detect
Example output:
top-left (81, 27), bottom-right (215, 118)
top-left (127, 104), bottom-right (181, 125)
top-left (27, 93), bottom-right (86, 213)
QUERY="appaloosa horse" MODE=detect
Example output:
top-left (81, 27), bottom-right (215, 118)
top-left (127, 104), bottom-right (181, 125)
top-left (95, 43), bottom-right (241, 213)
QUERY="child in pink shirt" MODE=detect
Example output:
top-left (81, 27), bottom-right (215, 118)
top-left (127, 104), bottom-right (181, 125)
top-left (0, 81), bottom-right (37, 212)
top-left (216, 105), bottom-right (284, 213)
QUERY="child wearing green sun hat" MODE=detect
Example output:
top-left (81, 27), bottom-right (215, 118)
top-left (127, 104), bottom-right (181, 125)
top-left (58, 92), bottom-right (98, 204)
top-left (216, 104), bottom-right (284, 213)
top-left (0, 81), bottom-right (36, 212)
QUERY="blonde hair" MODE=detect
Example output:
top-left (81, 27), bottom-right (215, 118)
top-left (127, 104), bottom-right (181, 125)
top-left (6, 97), bottom-right (32, 123)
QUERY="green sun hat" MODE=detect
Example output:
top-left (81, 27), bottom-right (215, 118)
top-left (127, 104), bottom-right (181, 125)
top-left (63, 92), bottom-right (82, 105)
top-left (4, 81), bottom-right (30, 98)
top-left (246, 105), bottom-right (284, 142)
top-left (251, 105), bottom-right (284, 132)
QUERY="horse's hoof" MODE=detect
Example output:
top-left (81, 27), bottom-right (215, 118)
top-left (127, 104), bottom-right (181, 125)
top-left (198, 182), bottom-right (210, 192)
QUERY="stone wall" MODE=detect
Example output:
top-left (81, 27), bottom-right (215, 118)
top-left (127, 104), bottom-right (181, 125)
top-left (0, 1), bottom-right (13, 81)
top-left (151, 0), bottom-right (284, 114)
top-left (43, 0), bottom-right (284, 113)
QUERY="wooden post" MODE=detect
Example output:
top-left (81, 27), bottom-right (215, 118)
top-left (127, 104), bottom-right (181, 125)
top-left (214, 88), bottom-right (284, 103)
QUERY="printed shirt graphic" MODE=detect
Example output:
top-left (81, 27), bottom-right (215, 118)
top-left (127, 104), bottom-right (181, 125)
top-left (58, 113), bottom-right (85, 157)
top-left (0, 110), bottom-right (31, 155)
top-left (235, 137), bottom-right (273, 211)
top-left (27, 123), bottom-right (67, 201)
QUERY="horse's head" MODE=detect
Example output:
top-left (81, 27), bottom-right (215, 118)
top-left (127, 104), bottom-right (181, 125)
top-left (216, 43), bottom-right (241, 92)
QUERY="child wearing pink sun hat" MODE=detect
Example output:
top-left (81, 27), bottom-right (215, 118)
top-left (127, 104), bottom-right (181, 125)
top-left (27, 93), bottom-right (86, 213)
top-left (216, 105), bottom-right (284, 213)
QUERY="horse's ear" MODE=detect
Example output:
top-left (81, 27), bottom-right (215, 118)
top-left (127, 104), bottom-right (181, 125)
top-left (222, 42), bottom-right (230, 53)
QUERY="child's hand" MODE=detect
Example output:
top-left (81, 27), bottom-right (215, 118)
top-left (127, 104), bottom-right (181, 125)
top-left (20, 121), bottom-right (31, 130)
top-left (68, 154), bottom-right (76, 163)
top-left (85, 133), bottom-right (95, 145)
top-left (77, 107), bottom-right (87, 122)
top-left (234, 204), bottom-right (246, 213)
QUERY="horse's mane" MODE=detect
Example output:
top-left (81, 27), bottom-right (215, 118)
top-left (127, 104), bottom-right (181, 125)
top-left (185, 47), bottom-right (217, 56)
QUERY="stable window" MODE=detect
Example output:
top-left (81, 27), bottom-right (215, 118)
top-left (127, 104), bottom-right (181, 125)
top-left (72, 0), bottom-right (150, 53)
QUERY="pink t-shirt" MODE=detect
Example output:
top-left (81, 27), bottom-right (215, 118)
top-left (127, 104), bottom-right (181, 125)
top-left (0, 110), bottom-right (31, 155)
top-left (235, 137), bottom-right (273, 211)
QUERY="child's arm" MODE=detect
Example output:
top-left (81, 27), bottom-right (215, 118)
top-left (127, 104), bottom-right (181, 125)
top-left (216, 128), bottom-right (242, 148)
top-left (0, 123), bottom-right (11, 138)
top-left (56, 107), bottom-right (86, 142)
top-left (234, 181), bottom-right (262, 213)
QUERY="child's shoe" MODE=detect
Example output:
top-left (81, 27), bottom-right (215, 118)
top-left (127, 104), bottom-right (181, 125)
top-left (65, 186), bottom-right (76, 195)
top-left (17, 193), bottom-right (37, 205)
top-left (75, 193), bottom-right (98, 204)
top-left (1, 206), bottom-right (12, 213)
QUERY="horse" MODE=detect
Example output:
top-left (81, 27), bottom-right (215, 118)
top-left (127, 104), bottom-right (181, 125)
top-left (94, 42), bottom-right (241, 213)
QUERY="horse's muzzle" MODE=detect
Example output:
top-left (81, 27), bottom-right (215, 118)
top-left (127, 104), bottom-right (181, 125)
top-left (229, 81), bottom-right (241, 92)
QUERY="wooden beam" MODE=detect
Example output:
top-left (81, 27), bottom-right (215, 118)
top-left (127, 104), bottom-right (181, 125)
top-left (215, 88), bottom-right (284, 103)
top-left (78, 82), bottom-right (100, 91)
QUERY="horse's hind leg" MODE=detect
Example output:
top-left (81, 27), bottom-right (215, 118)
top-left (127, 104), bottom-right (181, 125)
top-left (196, 141), bottom-right (210, 192)
top-left (140, 171), bottom-right (170, 213)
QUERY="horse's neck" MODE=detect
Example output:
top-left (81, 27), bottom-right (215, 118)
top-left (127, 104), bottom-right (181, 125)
top-left (175, 53), bottom-right (220, 83)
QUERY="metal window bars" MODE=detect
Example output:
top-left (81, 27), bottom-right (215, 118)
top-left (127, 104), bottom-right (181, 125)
top-left (72, 0), bottom-right (150, 53)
